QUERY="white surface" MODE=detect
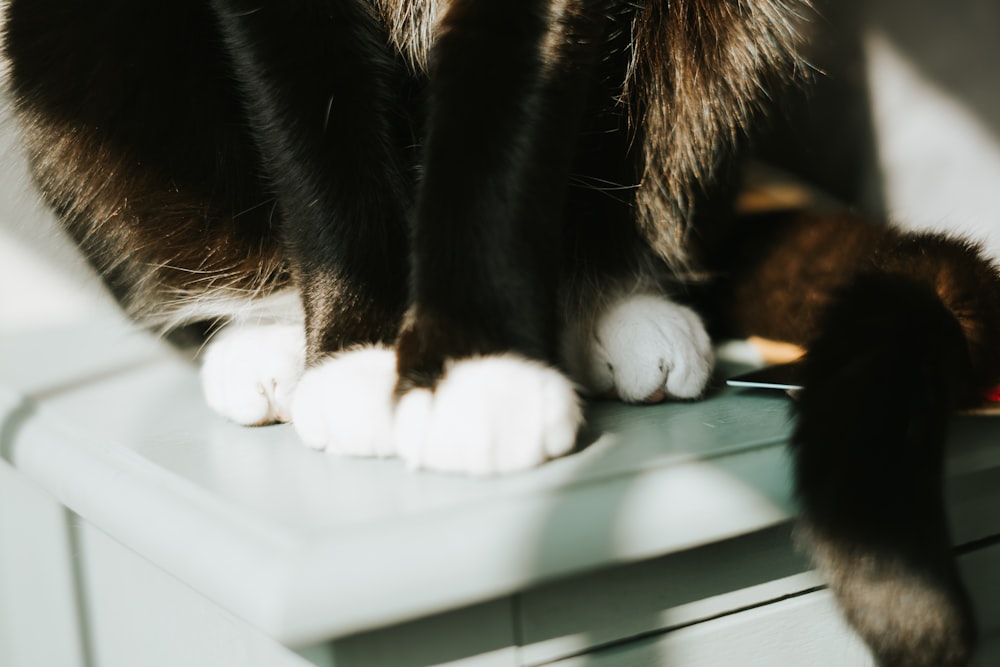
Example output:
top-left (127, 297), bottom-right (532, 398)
top-left (2, 320), bottom-right (1000, 648)
top-left (0, 320), bottom-right (801, 646)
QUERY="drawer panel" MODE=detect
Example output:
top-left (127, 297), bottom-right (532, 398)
top-left (75, 521), bottom-right (313, 667)
top-left (518, 524), bottom-right (818, 666)
top-left (544, 590), bottom-right (873, 667)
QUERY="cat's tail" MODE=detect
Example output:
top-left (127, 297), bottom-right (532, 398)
top-left (792, 232), bottom-right (1000, 666)
top-left (795, 276), bottom-right (972, 666)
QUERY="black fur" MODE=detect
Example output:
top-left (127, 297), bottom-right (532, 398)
top-left (705, 212), bottom-right (1000, 665)
top-left (795, 272), bottom-right (977, 667)
top-left (209, 0), bottom-right (413, 357)
top-left (4, 1), bottom-right (1000, 665)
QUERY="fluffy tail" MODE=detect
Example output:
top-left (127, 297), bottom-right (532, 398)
top-left (795, 271), bottom-right (977, 666)
top-left (709, 211), bottom-right (1000, 666)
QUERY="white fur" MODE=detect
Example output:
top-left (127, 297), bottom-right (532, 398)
top-left (290, 348), bottom-right (582, 475)
top-left (149, 287), bottom-right (304, 334)
top-left (395, 355), bottom-right (582, 475)
top-left (201, 323), bottom-right (306, 425)
top-left (290, 345), bottom-right (399, 458)
top-left (565, 292), bottom-right (714, 402)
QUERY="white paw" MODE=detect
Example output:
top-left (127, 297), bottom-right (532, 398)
top-left (201, 324), bottom-right (306, 425)
top-left (290, 348), bottom-right (582, 475)
top-left (395, 355), bottom-right (582, 476)
top-left (566, 292), bottom-right (713, 402)
top-left (290, 346), bottom-right (398, 458)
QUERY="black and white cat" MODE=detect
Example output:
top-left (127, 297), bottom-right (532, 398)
top-left (4, 1), bottom-right (1000, 665)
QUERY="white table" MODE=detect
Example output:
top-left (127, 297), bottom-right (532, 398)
top-left (2, 320), bottom-right (999, 666)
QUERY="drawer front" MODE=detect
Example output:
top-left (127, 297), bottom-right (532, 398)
top-left (518, 524), bottom-right (818, 666)
top-left (0, 460), bottom-right (85, 667)
top-left (74, 521), bottom-right (313, 667)
top-left (544, 591), bottom-right (873, 667)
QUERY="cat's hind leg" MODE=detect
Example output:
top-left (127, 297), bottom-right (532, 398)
top-left (201, 317), bottom-right (306, 427)
top-left (4, 0), bottom-right (291, 333)
top-left (561, 288), bottom-right (713, 404)
top-left (554, 54), bottom-right (714, 405)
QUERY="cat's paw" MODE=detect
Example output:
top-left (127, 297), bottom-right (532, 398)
top-left (394, 355), bottom-right (582, 476)
top-left (290, 348), bottom-right (581, 474)
top-left (565, 292), bottom-right (713, 403)
top-left (290, 345), bottom-right (398, 458)
top-left (201, 324), bottom-right (306, 425)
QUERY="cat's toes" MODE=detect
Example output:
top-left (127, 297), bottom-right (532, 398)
top-left (572, 292), bottom-right (714, 403)
top-left (291, 349), bottom-right (581, 473)
top-left (201, 324), bottom-right (306, 425)
top-left (291, 346), bottom-right (398, 458)
top-left (394, 355), bottom-right (582, 476)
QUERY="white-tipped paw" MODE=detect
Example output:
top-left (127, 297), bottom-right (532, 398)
top-left (201, 324), bottom-right (306, 425)
top-left (290, 348), bottom-right (582, 475)
top-left (395, 355), bottom-right (582, 476)
top-left (567, 292), bottom-right (713, 403)
top-left (290, 345), bottom-right (398, 458)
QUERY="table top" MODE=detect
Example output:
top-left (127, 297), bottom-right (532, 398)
top-left (2, 319), bottom-right (997, 646)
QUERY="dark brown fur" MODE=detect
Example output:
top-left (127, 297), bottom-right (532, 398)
top-left (630, 0), bottom-right (809, 273)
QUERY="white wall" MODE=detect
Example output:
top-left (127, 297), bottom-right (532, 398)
top-left (0, 94), bottom-right (120, 334)
top-left (864, 0), bottom-right (1000, 258)
top-left (0, 5), bottom-right (120, 334)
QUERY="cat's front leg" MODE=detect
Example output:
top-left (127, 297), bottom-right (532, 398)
top-left (296, 342), bottom-right (582, 474)
top-left (387, 1), bottom-right (614, 475)
top-left (209, 1), bottom-right (409, 455)
top-left (319, 0), bottom-right (602, 475)
top-left (392, 339), bottom-right (584, 476)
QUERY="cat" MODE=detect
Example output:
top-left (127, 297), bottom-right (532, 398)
top-left (4, 1), bottom-right (1000, 665)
